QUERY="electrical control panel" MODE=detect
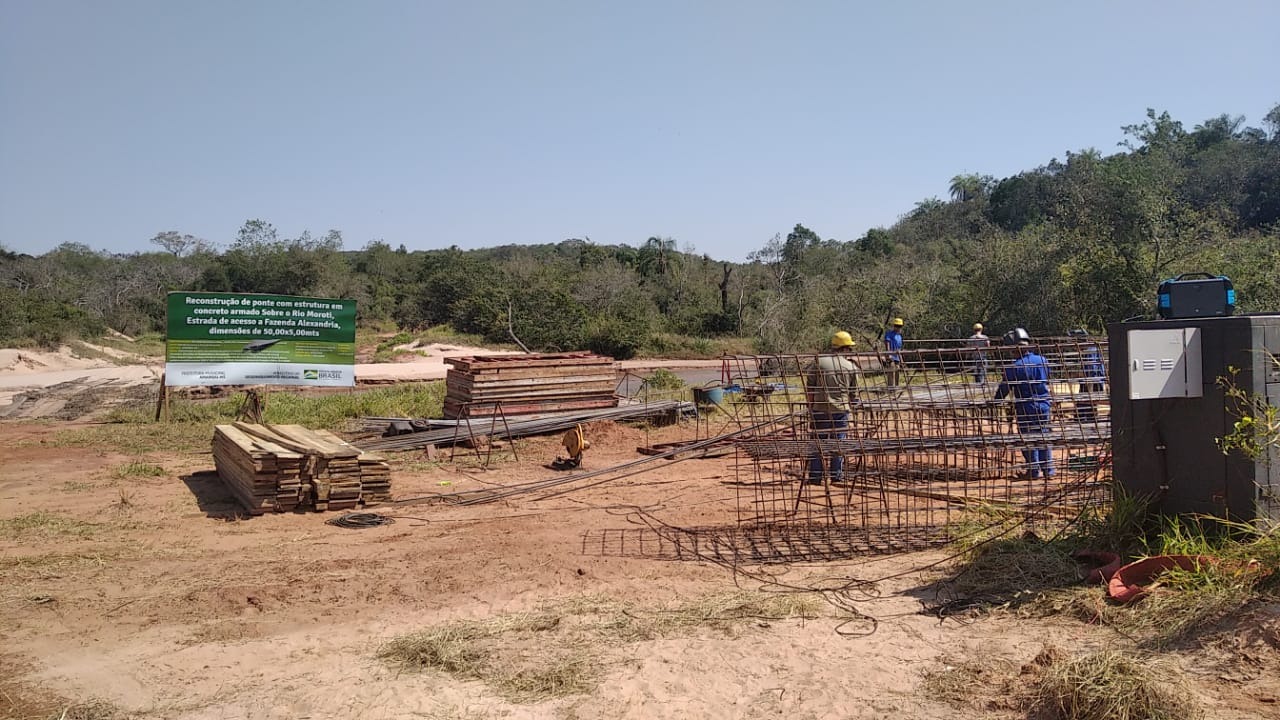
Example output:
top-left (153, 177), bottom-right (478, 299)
top-left (1110, 315), bottom-right (1280, 522)
top-left (1127, 327), bottom-right (1203, 399)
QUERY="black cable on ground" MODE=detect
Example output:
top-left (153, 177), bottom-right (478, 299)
top-left (326, 512), bottom-right (395, 529)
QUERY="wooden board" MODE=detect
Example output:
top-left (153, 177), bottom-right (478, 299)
top-left (445, 352), bottom-right (614, 372)
top-left (444, 397), bottom-right (617, 418)
top-left (213, 423), bottom-right (392, 513)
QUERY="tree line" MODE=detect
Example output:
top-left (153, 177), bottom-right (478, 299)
top-left (2, 104), bottom-right (1278, 356)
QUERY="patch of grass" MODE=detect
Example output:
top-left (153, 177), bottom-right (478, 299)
top-left (48, 423), bottom-right (212, 454)
top-left (0, 552), bottom-right (115, 580)
top-left (61, 481), bottom-right (94, 493)
top-left (641, 368), bottom-right (685, 391)
top-left (388, 455), bottom-right (447, 473)
top-left (101, 383), bottom-right (446, 432)
top-left (66, 341), bottom-right (129, 366)
top-left (379, 591), bottom-right (821, 702)
top-left (1028, 649), bottom-right (1202, 720)
top-left (0, 512), bottom-right (100, 540)
top-left (415, 325), bottom-right (511, 350)
top-left (920, 656), bottom-right (1018, 711)
top-left (372, 332), bottom-right (417, 362)
top-left (950, 534), bottom-right (1083, 607)
top-left (1096, 516), bottom-right (1280, 646)
top-left (945, 503), bottom-right (1280, 646)
top-left (939, 487), bottom-right (1154, 613)
top-left (495, 654), bottom-right (597, 701)
top-left (379, 611), bottom-right (567, 700)
top-left (95, 331), bottom-right (166, 358)
top-left (112, 459), bottom-right (166, 479)
top-left (51, 700), bottom-right (126, 720)
top-left (412, 703), bottom-right (501, 720)
top-left (939, 507), bottom-right (1085, 611)
top-left (262, 384), bottom-right (446, 428)
top-left (111, 488), bottom-right (136, 513)
top-left (643, 333), bottom-right (756, 359)
top-left (575, 591), bottom-right (822, 642)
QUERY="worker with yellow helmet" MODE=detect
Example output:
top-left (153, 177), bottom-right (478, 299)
top-left (968, 322), bottom-right (990, 384)
top-left (884, 318), bottom-right (905, 386)
top-left (803, 331), bottom-right (858, 486)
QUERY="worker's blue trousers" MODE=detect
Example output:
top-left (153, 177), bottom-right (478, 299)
top-left (1015, 404), bottom-right (1053, 478)
top-left (808, 412), bottom-right (849, 483)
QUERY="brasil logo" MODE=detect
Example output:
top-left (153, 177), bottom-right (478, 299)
top-left (302, 369), bottom-right (319, 380)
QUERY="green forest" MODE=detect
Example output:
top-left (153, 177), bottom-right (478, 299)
top-left (3, 105), bottom-right (1278, 357)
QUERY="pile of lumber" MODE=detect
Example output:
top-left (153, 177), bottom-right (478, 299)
top-left (213, 422), bottom-right (392, 514)
top-left (444, 352), bottom-right (619, 418)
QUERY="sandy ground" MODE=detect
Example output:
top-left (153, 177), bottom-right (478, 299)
top-left (0, 343), bottom-right (721, 388)
top-left (3, 419), bottom-right (1279, 720)
top-left (0, 344), bottom-right (725, 418)
top-left (358, 343), bottom-right (721, 383)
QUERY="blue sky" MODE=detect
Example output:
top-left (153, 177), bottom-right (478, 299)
top-left (1, 1), bottom-right (1277, 261)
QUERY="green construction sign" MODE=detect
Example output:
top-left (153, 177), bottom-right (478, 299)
top-left (165, 292), bottom-right (356, 387)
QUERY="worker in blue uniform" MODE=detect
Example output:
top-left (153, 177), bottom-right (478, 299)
top-left (994, 327), bottom-right (1054, 479)
top-left (884, 317), bottom-right (904, 386)
top-left (1068, 329), bottom-right (1105, 423)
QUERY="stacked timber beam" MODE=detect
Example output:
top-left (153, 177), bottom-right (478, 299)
top-left (213, 422), bottom-right (392, 515)
top-left (444, 352), bottom-right (619, 419)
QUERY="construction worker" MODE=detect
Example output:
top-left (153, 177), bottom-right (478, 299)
top-left (994, 327), bottom-right (1054, 479)
top-left (968, 323), bottom-right (990, 385)
top-left (884, 318), bottom-right (905, 386)
top-left (804, 331), bottom-right (858, 485)
top-left (1068, 329), bottom-right (1105, 423)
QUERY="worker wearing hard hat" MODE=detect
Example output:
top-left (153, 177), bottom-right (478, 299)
top-left (804, 331), bottom-right (858, 486)
top-left (884, 318), bottom-right (905, 386)
top-left (994, 327), bottom-right (1054, 479)
top-left (968, 322), bottom-right (990, 385)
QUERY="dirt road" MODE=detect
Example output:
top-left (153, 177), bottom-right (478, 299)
top-left (3, 420), bottom-right (1277, 720)
top-left (0, 343), bottom-right (723, 418)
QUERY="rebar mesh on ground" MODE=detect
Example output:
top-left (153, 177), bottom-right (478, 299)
top-left (581, 521), bottom-right (955, 563)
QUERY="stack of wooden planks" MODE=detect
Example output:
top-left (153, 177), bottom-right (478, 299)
top-left (213, 422), bottom-right (392, 514)
top-left (443, 352), bottom-right (619, 418)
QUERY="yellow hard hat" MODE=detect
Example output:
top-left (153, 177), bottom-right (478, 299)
top-left (831, 331), bottom-right (855, 348)
top-left (973, 322), bottom-right (983, 331)
top-left (891, 318), bottom-right (904, 327)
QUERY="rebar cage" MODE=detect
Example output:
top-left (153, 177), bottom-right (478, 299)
top-left (687, 336), bottom-right (1112, 558)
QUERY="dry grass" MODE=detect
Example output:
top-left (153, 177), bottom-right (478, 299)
top-left (0, 512), bottom-right (100, 540)
top-left (551, 590), bottom-right (822, 643)
top-left (492, 654), bottom-right (598, 701)
top-left (378, 591), bottom-right (823, 702)
top-left (110, 459), bottom-right (166, 479)
top-left (1090, 518), bottom-right (1280, 647)
top-left (922, 647), bottom-right (1205, 720)
top-left (49, 700), bottom-right (127, 720)
top-left (1027, 649), bottom-right (1202, 720)
top-left (378, 611), bottom-right (589, 702)
top-left (1094, 562), bottom-right (1269, 647)
top-left (0, 679), bottom-right (124, 720)
top-left (109, 488), bottom-right (135, 513)
top-left (411, 703), bottom-right (504, 720)
top-left (46, 424), bottom-right (212, 454)
top-left (919, 656), bottom-right (1019, 711)
top-left (941, 526), bottom-right (1085, 614)
top-left (0, 552), bottom-right (116, 577)
top-left (380, 611), bottom-right (561, 677)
